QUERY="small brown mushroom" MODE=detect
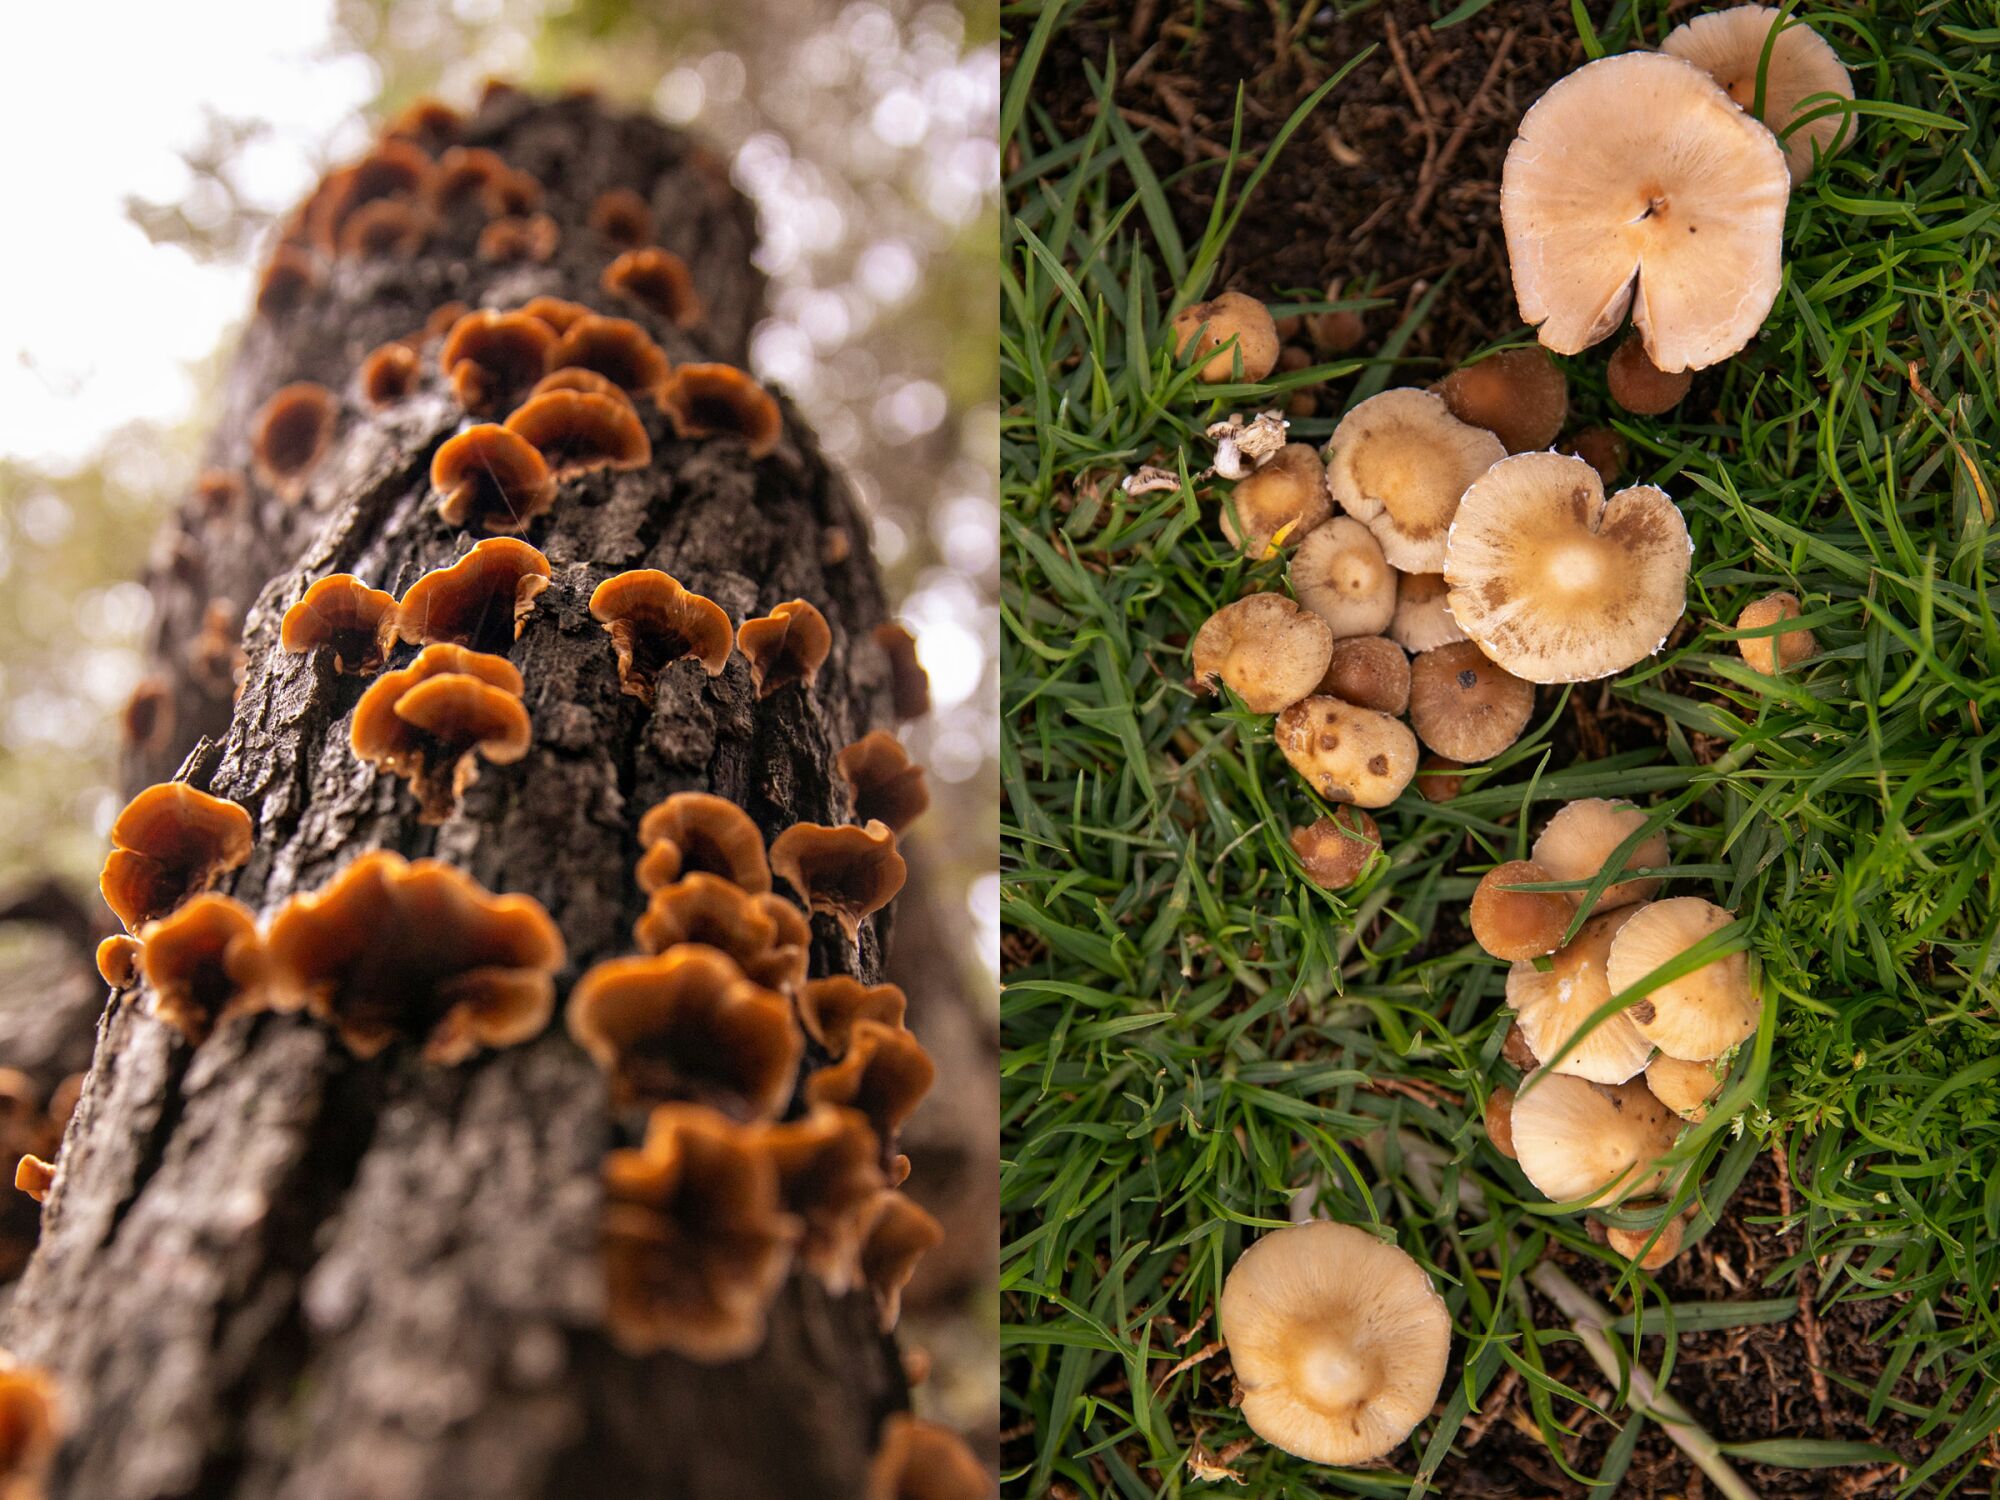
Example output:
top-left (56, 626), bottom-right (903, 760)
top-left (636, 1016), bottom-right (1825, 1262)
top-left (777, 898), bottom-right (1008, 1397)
top-left (738, 599), bottom-right (833, 699)
top-left (1315, 636), bottom-right (1410, 715)
top-left (1567, 426), bottom-right (1628, 485)
top-left (1469, 860), bottom-right (1572, 961)
top-left (632, 875), bottom-right (810, 995)
top-left (1414, 753), bottom-right (1467, 803)
top-left (95, 933), bottom-right (143, 989)
top-left (255, 244), bottom-right (319, 318)
top-left (350, 644), bottom-right (530, 822)
top-left (138, 893), bottom-right (267, 1043)
top-left (486, 167), bottom-right (544, 217)
top-left (337, 198), bottom-right (430, 259)
top-left (1606, 1212), bottom-right (1685, 1271)
top-left (99, 782), bottom-right (255, 931)
top-left (476, 211), bottom-right (560, 264)
top-left (503, 390), bottom-right (652, 480)
top-left (382, 95), bottom-right (462, 145)
top-left (1439, 347), bottom-right (1569, 453)
top-left (1607, 333), bottom-right (1692, 416)
top-left (359, 340), bottom-right (422, 408)
top-left (193, 468), bottom-right (245, 516)
top-left (1275, 696), bottom-right (1419, 808)
top-left (1289, 808), bottom-right (1382, 890)
top-left (251, 382), bottom-right (339, 499)
top-left (804, 1018), bottom-right (935, 1146)
top-left (120, 677), bottom-right (173, 755)
top-left (311, 139), bottom-right (433, 251)
top-left (659, 364), bottom-right (784, 458)
top-left (1191, 594), bottom-right (1333, 714)
top-left (836, 732), bottom-right (930, 833)
top-left (548, 315), bottom-right (672, 400)
top-left (796, 977), bottom-right (909, 1057)
top-left (588, 570), bottom-right (734, 702)
top-left (279, 574), bottom-right (400, 675)
top-left (872, 622), bottom-right (931, 719)
top-left (1735, 590), bottom-right (1817, 675)
top-left (1170, 291), bottom-right (1279, 383)
top-left (1408, 641), bottom-right (1536, 762)
top-left (635, 792), bottom-right (771, 895)
top-left (752, 1106), bottom-right (887, 1293)
top-left (397, 538), bottom-right (551, 653)
top-left (858, 1189), bottom-right (944, 1332)
top-left (769, 820), bottom-right (907, 943)
top-left (866, 1413), bottom-right (992, 1500)
top-left (602, 246), bottom-right (704, 329)
top-left (440, 309), bottom-right (557, 415)
top-left (430, 424), bottom-right (559, 534)
top-left (1222, 444), bottom-right (1329, 556)
top-left (589, 187), bottom-right (655, 247)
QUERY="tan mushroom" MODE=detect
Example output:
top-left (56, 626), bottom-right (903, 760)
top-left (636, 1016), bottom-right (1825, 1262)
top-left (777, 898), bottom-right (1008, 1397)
top-left (1607, 897), bottom-right (1758, 1061)
top-left (1531, 798), bottom-right (1670, 911)
top-left (1646, 1053), bottom-right (1727, 1121)
top-left (1223, 444), bottom-right (1329, 556)
top-left (1506, 906), bottom-right (1655, 1085)
top-left (1325, 389), bottom-right (1504, 572)
top-left (1606, 1210), bottom-right (1686, 1270)
top-left (1388, 573), bottom-right (1467, 654)
top-left (1290, 517), bottom-right (1396, 639)
top-left (1735, 590), bottom-right (1818, 674)
top-left (1190, 594), bottom-right (1333, 714)
top-left (1607, 333), bottom-right (1693, 416)
top-left (1509, 1071), bottom-right (1679, 1206)
top-left (1662, 6), bottom-right (1856, 181)
top-left (1171, 291), bottom-right (1279, 383)
top-left (1275, 696), bottom-right (1418, 809)
top-left (1407, 642), bottom-right (1535, 762)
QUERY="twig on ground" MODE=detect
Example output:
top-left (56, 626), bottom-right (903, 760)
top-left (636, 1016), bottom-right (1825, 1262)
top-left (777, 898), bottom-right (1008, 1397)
top-left (1772, 1138), bottom-right (1836, 1436)
top-left (1407, 29), bottom-right (1518, 228)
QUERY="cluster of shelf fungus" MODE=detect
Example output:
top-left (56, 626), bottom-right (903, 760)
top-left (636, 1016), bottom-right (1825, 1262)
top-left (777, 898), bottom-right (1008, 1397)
top-left (3, 84), bottom-right (985, 1500)
top-left (1170, 5), bottom-right (1848, 1472)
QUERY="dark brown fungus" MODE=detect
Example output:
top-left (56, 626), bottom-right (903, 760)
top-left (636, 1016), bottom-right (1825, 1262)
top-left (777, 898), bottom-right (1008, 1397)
top-left (1290, 808), bottom-right (1383, 890)
top-left (193, 468), bottom-right (244, 515)
top-left (751, 1106), bottom-right (885, 1292)
top-left (95, 934), bottom-right (142, 990)
top-left (836, 732), bottom-right (930, 833)
top-left (486, 168), bottom-right (544, 218)
top-left (803, 1018), bottom-right (934, 1147)
top-left (120, 676), bottom-right (172, 755)
top-left (737, 599), bottom-right (832, 700)
top-left (138, 893), bottom-right (267, 1043)
top-left (769, 819), bottom-right (906, 942)
top-left (796, 976), bottom-right (908, 1058)
top-left (635, 792), bottom-right (771, 895)
top-left (658, 363), bottom-right (783, 458)
top-left (1568, 426), bottom-right (1628, 486)
top-left (866, 1413), bottom-right (993, 1500)
top-left (517, 296), bottom-right (593, 336)
top-left (632, 875), bottom-right (810, 995)
top-left (476, 212), bottom-right (559, 264)
top-left (588, 570), bottom-right (732, 702)
top-left (602, 247), bottom-right (703, 329)
top-left (872, 622), bottom-right (931, 719)
top-left (567, 944), bottom-right (801, 1118)
top-left (350, 644), bottom-right (529, 822)
top-left (382, 95), bottom-right (462, 145)
top-left (254, 244), bottom-right (319, 318)
top-left (251, 382), bottom-right (338, 499)
top-left (337, 198), bottom-right (429, 259)
top-left (859, 1190), bottom-right (944, 1332)
top-left (588, 187), bottom-right (655, 248)
top-left (439, 309), bottom-right (556, 415)
top-left (279, 574), bottom-right (400, 675)
top-left (1439, 346), bottom-right (1570, 453)
top-left (397, 538), bottom-right (551, 653)
top-left (430, 424), bottom-right (557, 533)
top-left (502, 390), bottom-right (651, 480)
top-left (99, 782), bottom-right (254, 931)
top-left (547, 314), bottom-right (671, 399)
top-left (428, 146), bottom-right (509, 211)
top-left (264, 849), bottom-right (563, 1061)
top-left (359, 340), bottom-right (422, 408)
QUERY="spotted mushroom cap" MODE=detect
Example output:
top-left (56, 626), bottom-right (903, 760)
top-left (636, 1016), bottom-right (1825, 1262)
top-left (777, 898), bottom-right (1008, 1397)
top-left (1606, 897), bottom-right (1758, 1062)
top-left (1190, 593), bottom-right (1333, 714)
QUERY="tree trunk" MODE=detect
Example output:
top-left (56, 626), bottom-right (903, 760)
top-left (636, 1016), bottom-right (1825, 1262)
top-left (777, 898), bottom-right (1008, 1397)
top-left (6, 90), bottom-right (921, 1500)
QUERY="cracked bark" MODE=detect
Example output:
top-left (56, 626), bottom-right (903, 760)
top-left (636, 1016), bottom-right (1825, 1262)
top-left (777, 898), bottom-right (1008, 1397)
top-left (6, 91), bottom-right (919, 1500)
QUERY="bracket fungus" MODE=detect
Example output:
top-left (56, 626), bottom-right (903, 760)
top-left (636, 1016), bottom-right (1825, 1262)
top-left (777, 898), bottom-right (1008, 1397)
top-left (1662, 6), bottom-right (1855, 181)
top-left (431, 424), bottom-right (558, 534)
top-left (635, 792), bottom-right (771, 895)
top-left (1438, 347), bottom-right (1570, 454)
top-left (265, 850), bottom-right (563, 1062)
top-left (476, 212), bottom-right (560, 264)
top-left (738, 599), bottom-right (833, 700)
top-left (485, 167), bottom-right (545, 218)
top-left (279, 574), bottom-right (400, 676)
top-left (1444, 452), bottom-right (1691, 684)
top-left (1509, 1072), bottom-right (1679, 1206)
top-left (517, 295), bottom-right (593, 336)
top-left (121, 677), bottom-right (173, 755)
top-left (1190, 594), bottom-right (1332, 714)
top-left (100, 782), bottom-right (254, 932)
top-left (528, 367), bottom-right (637, 410)
top-left (866, 1414), bottom-right (993, 1500)
top-left (138, 893), bottom-right (267, 1044)
top-left (567, 945), bottom-right (801, 1118)
top-left (440, 309), bottom-right (557, 415)
top-left (426, 145), bottom-right (508, 211)
top-left (1289, 808), bottom-right (1382, 891)
top-left (1734, 590), bottom-right (1817, 675)
top-left (350, 644), bottom-right (530, 822)
top-left (1169, 291), bottom-right (1279, 383)
top-left (631, 875), bottom-right (811, 996)
top-left (796, 977), bottom-right (909, 1058)
top-left (503, 390), bottom-right (652, 480)
top-left (312, 140), bottom-right (433, 252)
top-left (859, 1190), bottom-right (944, 1332)
top-left (588, 570), bottom-right (733, 702)
top-left (337, 198), bottom-right (430, 259)
top-left (1325, 388), bottom-right (1505, 573)
top-left (1275, 696), bottom-right (1419, 809)
top-left (751, 1106), bottom-right (886, 1292)
top-left (658, 364), bottom-right (785, 459)
top-left (804, 1018), bottom-right (935, 1147)
top-left (383, 95), bottom-right (462, 145)
top-left (1222, 444), bottom-right (1329, 557)
top-left (836, 731), bottom-right (931, 834)
top-left (255, 245), bottom-right (319, 318)
top-left (588, 186), bottom-right (655, 248)
top-left (0, 1361), bottom-right (57, 1493)
top-left (1606, 332), bottom-right (1693, 416)
top-left (397, 538), bottom-right (551, 653)
top-left (1470, 860), bottom-right (1573, 963)
top-left (1408, 641), bottom-right (1535, 762)
top-left (603, 246), bottom-right (704, 329)
top-left (95, 934), bottom-right (143, 990)
top-left (359, 340), bottom-right (422, 408)
top-left (1288, 517), bottom-right (1396, 640)
top-left (1507, 906), bottom-right (1654, 1084)
top-left (872, 622), bottom-right (931, 720)
top-left (1647, 1053), bottom-right (1727, 1121)
top-left (1316, 636), bottom-right (1410, 716)
top-left (1501, 51), bottom-right (1789, 371)
top-left (769, 820), bottom-right (908, 943)
top-left (548, 315), bottom-right (672, 400)
top-left (601, 1102), bottom-right (799, 1361)
top-left (1218, 1220), bottom-right (1451, 1466)
top-left (1606, 897), bottom-right (1758, 1061)
top-left (1532, 798), bottom-right (1669, 911)
top-left (251, 382), bottom-right (339, 499)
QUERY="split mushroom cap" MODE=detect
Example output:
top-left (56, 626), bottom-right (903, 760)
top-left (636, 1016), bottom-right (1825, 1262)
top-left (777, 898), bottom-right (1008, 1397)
top-left (872, 622), bottom-right (931, 719)
top-left (350, 644), bottom-right (529, 822)
top-left (280, 575), bottom-right (401, 675)
top-left (100, 782), bottom-right (255, 931)
top-left (796, 977), bottom-right (909, 1057)
top-left (659, 364), bottom-right (785, 458)
top-left (359, 340), bottom-right (422, 407)
top-left (1218, 1220), bottom-right (1451, 1467)
top-left (1607, 332), bottom-right (1693, 416)
top-left (752, 1105), bottom-right (886, 1292)
top-left (137, 893), bottom-right (267, 1043)
top-left (96, 933), bottom-right (143, 989)
top-left (439, 309), bottom-right (557, 414)
top-left (769, 819), bottom-right (907, 942)
top-left (1326, 389), bottom-right (1505, 572)
top-left (602, 1101), bottom-right (799, 1361)
top-left (1190, 594), bottom-right (1333, 714)
top-left (603, 246), bottom-right (704, 328)
top-left (632, 874), bottom-right (810, 995)
top-left (251, 382), bottom-right (339, 497)
top-left (1662, 6), bottom-right (1856, 181)
top-left (1289, 808), bottom-right (1382, 890)
top-left (1444, 452), bottom-right (1691, 684)
top-left (589, 186), bottom-right (655, 247)
top-left (1289, 518), bottom-right (1397, 639)
top-left (264, 849), bottom-right (563, 1062)
top-left (1470, 859), bottom-right (1572, 962)
top-left (837, 731), bottom-right (931, 833)
top-left (1408, 642), bottom-right (1535, 762)
top-left (858, 1189), bottom-right (944, 1331)
top-left (738, 599), bottom-right (833, 699)
top-left (1170, 291), bottom-right (1279, 383)
top-left (1734, 590), bottom-right (1817, 674)
top-left (1390, 573), bottom-right (1468, 655)
top-left (588, 570), bottom-right (733, 701)
top-left (1607, 897), bottom-right (1757, 1061)
top-left (430, 424), bottom-right (558, 534)
top-left (1531, 798), bottom-right (1670, 911)
top-left (398, 538), bottom-right (551, 653)
top-left (503, 390), bottom-right (652, 479)
top-left (475, 212), bottom-right (560, 264)
top-left (567, 944), bottom-right (801, 1118)
top-left (548, 315), bottom-right (672, 399)
top-left (1506, 905), bottom-right (1655, 1084)
top-left (1607, 1212), bottom-right (1685, 1271)
top-left (1315, 635), bottom-right (1410, 716)
top-left (1439, 347), bottom-right (1570, 453)
top-left (529, 367), bottom-right (638, 410)
top-left (636, 792), bottom-right (771, 895)
top-left (1222, 444), bottom-right (1330, 556)
top-left (803, 1017), bottom-right (936, 1147)
top-left (1501, 51), bottom-right (1790, 372)
top-left (1275, 696), bottom-right (1419, 809)
top-left (1509, 1071), bottom-right (1679, 1206)
top-left (1647, 1053), bottom-right (1727, 1121)
top-left (866, 1413), bottom-right (994, 1500)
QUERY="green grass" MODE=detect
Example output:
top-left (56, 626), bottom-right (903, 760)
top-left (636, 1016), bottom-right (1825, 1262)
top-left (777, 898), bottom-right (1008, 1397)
top-left (999, 2), bottom-right (2000, 1495)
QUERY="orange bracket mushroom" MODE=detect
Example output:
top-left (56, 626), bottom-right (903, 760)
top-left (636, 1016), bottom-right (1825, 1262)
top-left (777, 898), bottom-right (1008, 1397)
top-left (193, 468), bottom-right (245, 516)
top-left (796, 976), bottom-right (908, 1058)
top-left (337, 198), bottom-right (430, 260)
top-left (397, 538), bottom-right (551, 653)
top-left (588, 570), bottom-right (732, 703)
top-left (634, 791), bottom-right (770, 894)
top-left (486, 167), bottom-right (544, 218)
top-left (602, 247), bottom-right (703, 329)
top-left (803, 1017), bottom-right (934, 1148)
top-left (430, 424), bottom-right (557, 535)
top-left (279, 574), bottom-right (401, 676)
top-left (528, 367), bottom-right (637, 410)
top-left (588, 186), bottom-right (655, 248)
top-left (836, 732), bottom-right (929, 833)
top-left (632, 874), bottom-right (809, 995)
top-left (858, 1190), bottom-right (944, 1333)
top-left (350, 644), bottom-right (530, 822)
top-left (566, 944), bottom-right (801, 1118)
top-left (547, 315), bottom-right (671, 400)
top-left (382, 96), bottom-right (462, 146)
top-left (264, 849), bottom-right (563, 1062)
top-left (359, 340), bottom-right (422, 408)
top-left (99, 782), bottom-right (255, 931)
top-left (422, 300), bottom-right (473, 343)
top-left (138, 893), bottom-right (268, 1043)
top-left (769, 819), bottom-right (907, 943)
top-left (477, 212), bottom-right (560, 264)
top-left (518, 296), bottom-right (593, 336)
top-left (95, 934), bottom-right (143, 990)
top-left (750, 1105), bottom-right (885, 1293)
top-left (251, 382), bottom-right (339, 500)
top-left (15, 1154), bottom-right (56, 1204)
top-left (871, 622), bottom-right (931, 720)
top-left (866, 1413), bottom-right (992, 1500)
top-left (658, 363), bottom-right (783, 458)
top-left (503, 390), bottom-right (651, 481)
top-left (255, 244), bottom-right (319, 318)
top-left (311, 139), bottom-right (433, 252)
top-left (738, 599), bottom-right (832, 700)
top-left (440, 309), bottom-right (557, 415)
top-left (427, 146), bottom-right (509, 213)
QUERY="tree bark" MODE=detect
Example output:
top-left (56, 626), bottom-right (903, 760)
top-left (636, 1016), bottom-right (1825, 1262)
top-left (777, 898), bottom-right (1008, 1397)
top-left (6, 90), bottom-right (922, 1500)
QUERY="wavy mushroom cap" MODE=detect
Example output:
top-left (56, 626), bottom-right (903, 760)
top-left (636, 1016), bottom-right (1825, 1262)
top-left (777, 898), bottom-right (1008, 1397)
top-left (1275, 695), bottom-right (1419, 809)
top-left (589, 186), bottom-right (655, 247)
top-left (311, 139), bottom-right (433, 250)
top-left (796, 977), bottom-right (909, 1057)
top-left (1531, 798), bottom-right (1670, 911)
top-left (1190, 593), bottom-right (1333, 714)
top-left (588, 570), bottom-right (733, 701)
top-left (1439, 347), bottom-right (1569, 453)
top-left (516, 295), bottom-right (594, 335)
top-left (603, 246), bottom-right (704, 328)
top-left (548, 315), bottom-right (671, 399)
top-left (1408, 641), bottom-right (1535, 762)
top-left (425, 145), bottom-right (508, 211)
top-left (382, 95), bottom-right (462, 145)
top-left (398, 538), bottom-right (551, 652)
top-left (1316, 636), bottom-right (1410, 716)
top-left (1289, 807), bottom-right (1382, 890)
top-left (804, 1018), bottom-right (935, 1146)
top-left (1223, 444), bottom-right (1330, 557)
top-left (252, 382), bottom-right (339, 497)
top-left (440, 309), bottom-right (557, 414)
top-left (337, 198), bottom-right (429, 259)
top-left (1607, 897), bottom-right (1758, 1062)
top-left (350, 644), bottom-right (529, 822)
top-left (1662, 6), bottom-right (1855, 181)
top-left (858, 1189), bottom-right (944, 1332)
top-left (1219, 1221), bottom-right (1451, 1466)
top-left (636, 792), bottom-right (771, 895)
top-left (871, 622), bottom-right (931, 720)
top-left (255, 244), bottom-right (319, 318)
top-left (279, 575), bottom-right (400, 676)
top-left (138, 893), bottom-right (267, 1043)
top-left (527, 366), bottom-right (637, 410)
top-left (836, 731), bottom-right (930, 833)
top-left (632, 875), bottom-right (810, 995)
top-left (1389, 572), bottom-right (1467, 655)
top-left (1509, 1071), bottom-right (1679, 1206)
top-left (738, 599), bottom-right (833, 699)
top-left (100, 782), bottom-right (255, 931)
top-left (1502, 52), bottom-right (1789, 372)
top-left (659, 364), bottom-right (784, 459)
top-left (359, 340), bottom-right (422, 408)
top-left (770, 819), bottom-right (907, 942)
top-left (1506, 906), bottom-right (1654, 1083)
top-left (1445, 452), bottom-right (1690, 684)
top-left (1326, 388), bottom-right (1505, 572)
top-left (1734, 590), bottom-right (1818, 675)
top-left (752, 1106), bottom-right (887, 1292)
top-left (503, 390), bottom-right (652, 480)
top-left (1647, 1052), bottom-right (1727, 1121)
top-left (866, 1413), bottom-right (993, 1500)
top-left (1607, 333), bottom-right (1693, 416)
top-left (476, 212), bottom-right (560, 264)
top-left (1169, 291), bottom-right (1279, 383)
top-left (430, 424), bottom-right (558, 533)
top-left (1470, 860), bottom-right (1572, 962)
